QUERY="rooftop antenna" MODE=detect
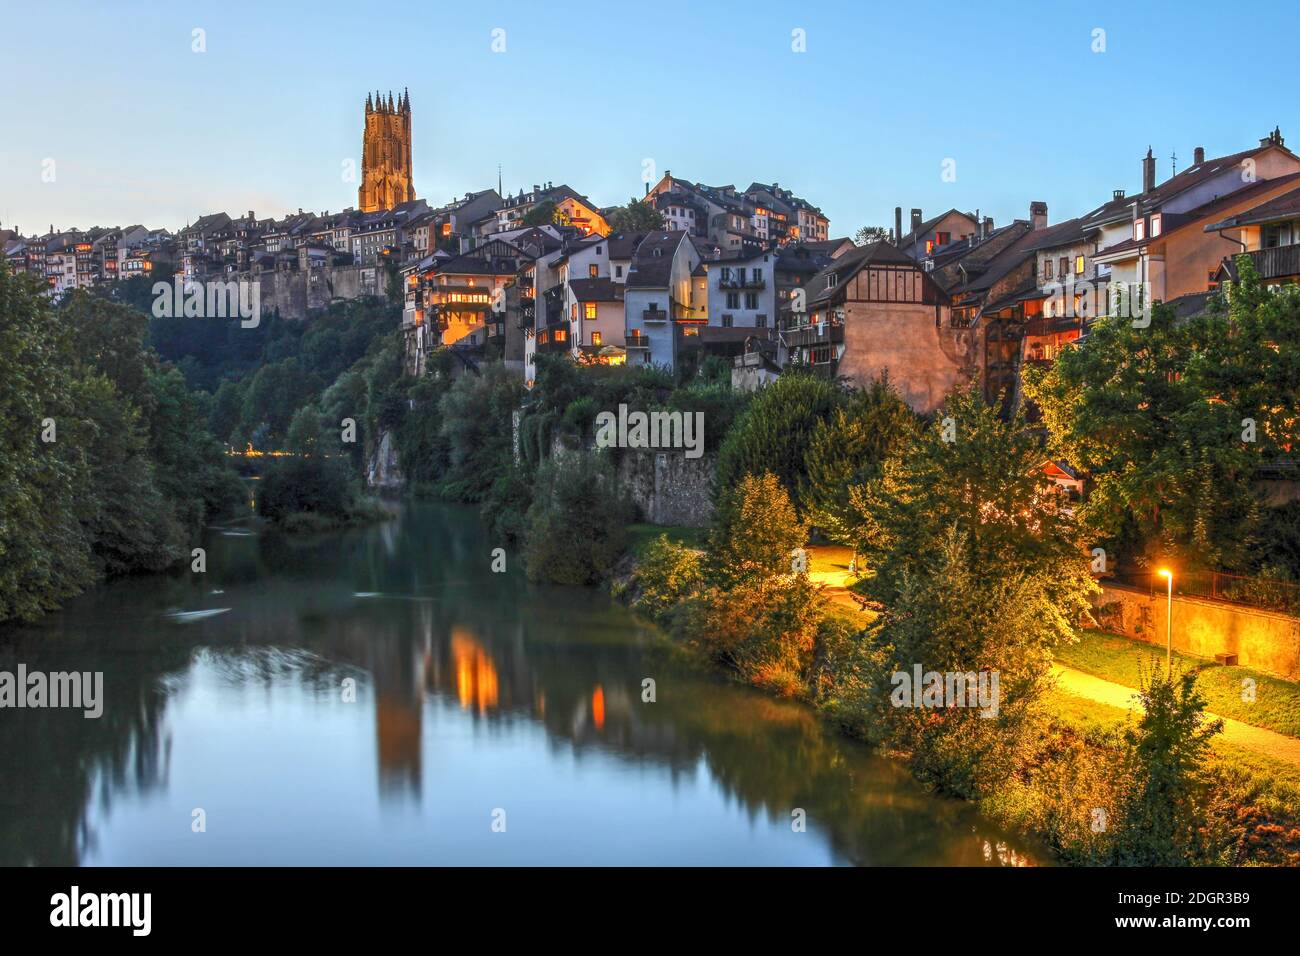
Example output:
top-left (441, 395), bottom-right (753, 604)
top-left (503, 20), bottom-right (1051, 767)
top-left (1171, 150), bottom-right (1178, 176)
top-left (498, 163), bottom-right (502, 198)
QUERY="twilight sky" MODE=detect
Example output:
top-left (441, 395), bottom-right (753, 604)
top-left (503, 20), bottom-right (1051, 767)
top-left (1, 0), bottom-right (1296, 237)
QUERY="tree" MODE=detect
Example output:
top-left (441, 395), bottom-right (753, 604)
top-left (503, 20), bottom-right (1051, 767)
top-left (522, 453), bottom-right (632, 584)
top-left (714, 370), bottom-right (844, 513)
top-left (1112, 666), bottom-right (1224, 864)
top-left (0, 265), bottom-right (96, 621)
top-left (438, 363), bottom-right (522, 502)
top-left (854, 225), bottom-right (889, 246)
top-left (1023, 288), bottom-right (1271, 572)
top-left (801, 376), bottom-right (916, 546)
top-left (606, 198), bottom-right (666, 233)
top-left (854, 384), bottom-right (1096, 619)
top-left (709, 472), bottom-right (806, 586)
top-left (875, 525), bottom-right (1076, 798)
top-left (523, 200), bottom-right (565, 228)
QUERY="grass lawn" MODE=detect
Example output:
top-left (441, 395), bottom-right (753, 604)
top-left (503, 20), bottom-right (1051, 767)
top-left (1056, 629), bottom-right (1300, 739)
top-left (1047, 685), bottom-right (1300, 823)
top-left (625, 523), bottom-right (708, 557)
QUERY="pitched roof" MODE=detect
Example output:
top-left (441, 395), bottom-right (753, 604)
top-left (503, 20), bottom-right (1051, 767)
top-left (626, 231), bottom-right (688, 288)
top-left (1203, 182), bottom-right (1300, 231)
top-left (1098, 173), bottom-right (1300, 258)
top-left (896, 208), bottom-right (976, 249)
top-left (568, 277), bottom-right (624, 302)
top-left (805, 241), bottom-right (920, 305)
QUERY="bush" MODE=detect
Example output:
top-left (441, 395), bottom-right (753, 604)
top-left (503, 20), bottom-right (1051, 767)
top-left (631, 534), bottom-right (704, 623)
top-left (683, 574), bottom-right (826, 695)
top-left (258, 455), bottom-right (355, 525)
top-left (1109, 666), bottom-right (1226, 864)
top-left (523, 453), bottom-right (633, 584)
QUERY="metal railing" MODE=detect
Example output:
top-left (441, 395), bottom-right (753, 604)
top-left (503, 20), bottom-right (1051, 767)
top-left (1103, 568), bottom-right (1300, 615)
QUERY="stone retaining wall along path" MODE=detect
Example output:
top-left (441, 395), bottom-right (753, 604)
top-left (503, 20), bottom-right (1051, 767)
top-left (1098, 584), bottom-right (1300, 680)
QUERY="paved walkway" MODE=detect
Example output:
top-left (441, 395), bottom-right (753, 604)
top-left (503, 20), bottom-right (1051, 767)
top-left (805, 544), bottom-right (1300, 767)
top-left (1052, 663), bottom-right (1300, 768)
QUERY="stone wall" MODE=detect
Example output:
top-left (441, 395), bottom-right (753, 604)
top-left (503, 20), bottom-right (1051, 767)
top-left (615, 448), bottom-right (716, 527)
top-left (236, 264), bottom-right (374, 320)
top-left (1097, 583), bottom-right (1300, 679)
top-left (546, 434), bottom-right (716, 528)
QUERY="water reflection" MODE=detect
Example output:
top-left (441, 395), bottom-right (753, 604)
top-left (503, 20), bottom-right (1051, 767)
top-left (0, 502), bottom-right (1041, 866)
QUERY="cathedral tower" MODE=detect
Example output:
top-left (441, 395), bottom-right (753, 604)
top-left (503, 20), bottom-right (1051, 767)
top-left (359, 89), bottom-right (415, 213)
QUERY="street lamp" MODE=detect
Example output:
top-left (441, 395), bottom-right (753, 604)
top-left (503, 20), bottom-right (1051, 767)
top-left (1157, 569), bottom-right (1173, 676)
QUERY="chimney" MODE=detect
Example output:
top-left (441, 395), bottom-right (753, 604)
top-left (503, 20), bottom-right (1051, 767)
top-left (894, 206), bottom-right (903, 244)
top-left (910, 208), bottom-right (923, 235)
top-left (1193, 146), bottom-right (1205, 165)
top-left (1143, 147), bottom-right (1156, 193)
top-left (983, 215), bottom-right (994, 237)
top-left (1030, 201), bottom-right (1048, 230)
top-left (1112, 189), bottom-right (1126, 202)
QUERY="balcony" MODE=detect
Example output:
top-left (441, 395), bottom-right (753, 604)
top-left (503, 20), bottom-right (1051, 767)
top-left (626, 332), bottom-right (651, 349)
top-left (783, 322), bottom-right (844, 348)
top-left (642, 308), bottom-right (670, 323)
top-left (1024, 315), bottom-right (1083, 337)
top-left (1229, 245), bottom-right (1300, 282)
top-left (719, 274), bottom-right (766, 290)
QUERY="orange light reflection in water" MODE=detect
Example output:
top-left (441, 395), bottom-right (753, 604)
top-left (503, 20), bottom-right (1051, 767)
top-left (451, 630), bottom-right (499, 714)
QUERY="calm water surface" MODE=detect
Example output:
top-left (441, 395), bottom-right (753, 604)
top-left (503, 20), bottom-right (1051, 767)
top-left (0, 501), bottom-right (1039, 866)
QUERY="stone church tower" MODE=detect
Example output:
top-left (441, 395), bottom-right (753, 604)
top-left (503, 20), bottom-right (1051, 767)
top-left (359, 89), bottom-right (415, 213)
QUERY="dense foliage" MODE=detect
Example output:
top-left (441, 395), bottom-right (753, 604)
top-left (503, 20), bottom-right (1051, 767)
top-left (714, 370), bottom-right (843, 514)
top-left (1025, 258), bottom-right (1300, 576)
top-left (0, 269), bottom-right (243, 623)
top-left (522, 452), bottom-right (632, 585)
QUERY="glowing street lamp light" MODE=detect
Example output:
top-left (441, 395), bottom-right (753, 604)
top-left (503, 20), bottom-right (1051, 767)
top-left (1157, 569), bottom-right (1173, 676)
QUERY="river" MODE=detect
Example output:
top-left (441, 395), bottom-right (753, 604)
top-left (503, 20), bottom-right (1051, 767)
top-left (0, 501), bottom-right (1039, 866)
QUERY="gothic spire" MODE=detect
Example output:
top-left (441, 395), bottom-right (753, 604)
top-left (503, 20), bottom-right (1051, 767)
top-left (365, 92), bottom-right (372, 112)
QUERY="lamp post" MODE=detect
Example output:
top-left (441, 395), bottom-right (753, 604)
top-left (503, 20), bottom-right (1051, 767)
top-left (1157, 569), bottom-right (1173, 676)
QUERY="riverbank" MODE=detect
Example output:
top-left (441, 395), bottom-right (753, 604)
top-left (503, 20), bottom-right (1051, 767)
top-left (1, 500), bottom-right (1038, 866)
top-left (612, 531), bottom-right (1300, 866)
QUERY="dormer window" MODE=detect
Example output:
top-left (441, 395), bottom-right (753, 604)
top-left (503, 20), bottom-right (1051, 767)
top-left (1134, 218), bottom-right (1146, 242)
top-left (1150, 214), bottom-right (1162, 238)
top-left (827, 273), bottom-right (838, 288)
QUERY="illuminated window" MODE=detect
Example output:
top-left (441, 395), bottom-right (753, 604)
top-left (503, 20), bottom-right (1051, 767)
top-left (589, 264), bottom-right (598, 278)
top-left (584, 302), bottom-right (597, 319)
top-left (571, 304), bottom-right (578, 321)
top-left (1075, 255), bottom-right (1085, 275)
top-left (591, 331), bottom-right (601, 346)
top-left (554, 329), bottom-right (567, 342)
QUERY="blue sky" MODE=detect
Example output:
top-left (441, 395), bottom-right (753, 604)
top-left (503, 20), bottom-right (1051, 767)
top-left (2, 0), bottom-right (1297, 236)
